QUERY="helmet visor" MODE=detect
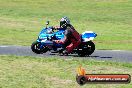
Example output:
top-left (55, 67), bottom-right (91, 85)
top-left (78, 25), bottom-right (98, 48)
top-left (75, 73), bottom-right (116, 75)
top-left (60, 21), bottom-right (66, 28)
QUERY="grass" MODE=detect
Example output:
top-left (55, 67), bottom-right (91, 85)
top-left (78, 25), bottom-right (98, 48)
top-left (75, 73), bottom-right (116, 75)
top-left (0, 0), bottom-right (132, 50)
top-left (0, 1), bottom-right (132, 88)
top-left (0, 55), bottom-right (132, 88)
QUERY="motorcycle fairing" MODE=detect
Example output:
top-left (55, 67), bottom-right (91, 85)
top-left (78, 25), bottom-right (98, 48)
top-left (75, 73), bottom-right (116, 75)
top-left (81, 31), bottom-right (97, 42)
top-left (38, 27), bottom-right (65, 40)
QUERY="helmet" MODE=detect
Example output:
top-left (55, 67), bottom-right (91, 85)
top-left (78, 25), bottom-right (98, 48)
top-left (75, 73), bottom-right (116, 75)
top-left (60, 16), bottom-right (70, 28)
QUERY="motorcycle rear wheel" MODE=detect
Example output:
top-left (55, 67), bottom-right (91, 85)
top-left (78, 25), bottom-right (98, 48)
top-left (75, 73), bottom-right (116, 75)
top-left (31, 41), bottom-right (48, 54)
top-left (78, 41), bottom-right (95, 56)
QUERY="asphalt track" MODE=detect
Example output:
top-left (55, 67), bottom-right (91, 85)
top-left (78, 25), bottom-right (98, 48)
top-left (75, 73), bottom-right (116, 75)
top-left (0, 45), bottom-right (132, 63)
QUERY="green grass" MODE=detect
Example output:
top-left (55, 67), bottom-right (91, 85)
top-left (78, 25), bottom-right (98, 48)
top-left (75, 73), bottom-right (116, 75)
top-left (0, 0), bottom-right (132, 50)
top-left (0, 55), bottom-right (132, 88)
top-left (0, 1), bottom-right (132, 87)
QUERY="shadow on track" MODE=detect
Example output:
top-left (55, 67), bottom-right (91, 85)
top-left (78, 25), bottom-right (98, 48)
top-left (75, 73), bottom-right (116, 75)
top-left (49, 53), bottom-right (113, 59)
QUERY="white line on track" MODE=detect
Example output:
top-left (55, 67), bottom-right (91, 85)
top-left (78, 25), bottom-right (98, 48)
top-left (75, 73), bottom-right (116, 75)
top-left (0, 46), bottom-right (9, 48)
top-left (111, 50), bottom-right (122, 51)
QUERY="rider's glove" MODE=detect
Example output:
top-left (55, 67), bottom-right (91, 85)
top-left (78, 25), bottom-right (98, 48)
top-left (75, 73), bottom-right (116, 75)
top-left (52, 26), bottom-right (60, 30)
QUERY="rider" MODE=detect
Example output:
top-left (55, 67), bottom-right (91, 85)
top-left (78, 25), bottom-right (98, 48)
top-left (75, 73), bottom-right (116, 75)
top-left (53, 16), bottom-right (81, 55)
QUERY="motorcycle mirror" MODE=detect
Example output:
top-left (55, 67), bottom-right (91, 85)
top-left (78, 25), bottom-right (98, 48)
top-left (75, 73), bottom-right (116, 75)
top-left (46, 21), bottom-right (49, 25)
top-left (46, 21), bottom-right (49, 28)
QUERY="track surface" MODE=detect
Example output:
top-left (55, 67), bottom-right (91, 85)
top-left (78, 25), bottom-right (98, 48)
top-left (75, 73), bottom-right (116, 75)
top-left (0, 45), bottom-right (132, 62)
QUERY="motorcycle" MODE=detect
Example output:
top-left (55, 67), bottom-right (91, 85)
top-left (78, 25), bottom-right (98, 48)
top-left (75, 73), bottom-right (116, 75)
top-left (31, 21), bottom-right (97, 56)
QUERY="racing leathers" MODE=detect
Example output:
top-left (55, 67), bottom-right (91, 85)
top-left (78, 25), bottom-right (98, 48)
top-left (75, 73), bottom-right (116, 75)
top-left (54, 25), bottom-right (81, 53)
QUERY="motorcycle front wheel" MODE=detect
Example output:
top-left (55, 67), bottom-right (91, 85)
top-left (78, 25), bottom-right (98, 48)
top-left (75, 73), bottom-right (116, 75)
top-left (31, 41), bottom-right (48, 54)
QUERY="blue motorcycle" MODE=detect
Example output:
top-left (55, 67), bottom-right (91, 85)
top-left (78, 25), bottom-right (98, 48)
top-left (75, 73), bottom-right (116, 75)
top-left (31, 21), bottom-right (97, 56)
